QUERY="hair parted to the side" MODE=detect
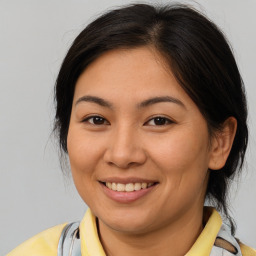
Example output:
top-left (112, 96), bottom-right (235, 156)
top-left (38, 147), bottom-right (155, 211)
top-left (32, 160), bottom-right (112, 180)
top-left (54, 3), bottom-right (248, 233)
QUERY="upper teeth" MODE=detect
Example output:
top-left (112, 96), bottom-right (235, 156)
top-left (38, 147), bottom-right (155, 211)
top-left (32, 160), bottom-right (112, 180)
top-left (105, 182), bottom-right (154, 192)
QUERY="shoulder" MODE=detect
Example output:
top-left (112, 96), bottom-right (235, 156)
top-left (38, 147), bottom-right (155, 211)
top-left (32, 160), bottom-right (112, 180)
top-left (7, 223), bottom-right (67, 256)
top-left (240, 242), bottom-right (256, 256)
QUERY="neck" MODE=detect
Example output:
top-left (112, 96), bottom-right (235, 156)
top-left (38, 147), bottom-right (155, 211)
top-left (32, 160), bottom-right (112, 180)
top-left (98, 206), bottom-right (204, 256)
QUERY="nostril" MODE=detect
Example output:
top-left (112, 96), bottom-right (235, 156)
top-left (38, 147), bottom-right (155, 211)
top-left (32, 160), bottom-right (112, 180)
top-left (103, 134), bottom-right (147, 168)
top-left (104, 149), bottom-right (147, 169)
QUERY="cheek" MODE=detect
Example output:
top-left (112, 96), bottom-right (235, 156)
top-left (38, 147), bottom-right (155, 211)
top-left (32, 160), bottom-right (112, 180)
top-left (67, 126), bottom-right (100, 189)
top-left (67, 125), bottom-right (102, 169)
top-left (67, 127), bottom-right (101, 205)
top-left (147, 126), bottom-right (210, 188)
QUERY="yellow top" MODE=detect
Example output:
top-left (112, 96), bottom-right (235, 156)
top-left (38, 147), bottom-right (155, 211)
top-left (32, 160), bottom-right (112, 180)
top-left (7, 223), bottom-right (67, 256)
top-left (7, 207), bottom-right (256, 256)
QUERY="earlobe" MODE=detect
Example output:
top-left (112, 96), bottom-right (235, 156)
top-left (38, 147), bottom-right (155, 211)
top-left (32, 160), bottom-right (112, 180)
top-left (208, 117), bottom-right (237, 170)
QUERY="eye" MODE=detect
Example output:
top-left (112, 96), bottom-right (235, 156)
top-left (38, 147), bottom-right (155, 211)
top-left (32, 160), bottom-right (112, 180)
top-left (145, 116), bottom-right (173, 126)
top-left (83, 115), bottom-right (109, 125)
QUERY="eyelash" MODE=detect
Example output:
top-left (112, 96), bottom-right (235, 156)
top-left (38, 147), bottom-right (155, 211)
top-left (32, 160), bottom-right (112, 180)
top-left (145, 116), bottom-right (173, 126)
top-left (82, 115), bottom-right (110, 125)
top-left (82, 115), bottom-right (173, 126)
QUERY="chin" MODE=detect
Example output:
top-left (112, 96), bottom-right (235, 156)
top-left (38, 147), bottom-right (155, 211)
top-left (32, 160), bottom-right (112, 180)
top-left (97, 208), bottom-right (157, 234)
top-left (105, 219), bottom-right (153, 234)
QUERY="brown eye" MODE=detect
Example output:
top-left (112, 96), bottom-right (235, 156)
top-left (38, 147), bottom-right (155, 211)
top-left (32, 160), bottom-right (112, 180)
top-left (83, 116), bottom-right (109, 125)
top-left (146, 116), bottom-right (172, 126)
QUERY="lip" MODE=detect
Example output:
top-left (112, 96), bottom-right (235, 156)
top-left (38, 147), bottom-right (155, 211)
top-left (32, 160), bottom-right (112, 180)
top-left (100, 177), bottom-right (157, 184)
top-left (99, 180), bottom-right (158, 203)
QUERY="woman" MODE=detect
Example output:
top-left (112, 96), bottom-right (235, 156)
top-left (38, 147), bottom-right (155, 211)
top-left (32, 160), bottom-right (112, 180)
top-left (8, 3), bottom-right (256, 256)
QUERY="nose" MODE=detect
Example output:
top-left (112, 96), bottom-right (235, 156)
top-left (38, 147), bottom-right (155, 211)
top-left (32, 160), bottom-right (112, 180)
top-left (103, 126), bottom-right (147, 169)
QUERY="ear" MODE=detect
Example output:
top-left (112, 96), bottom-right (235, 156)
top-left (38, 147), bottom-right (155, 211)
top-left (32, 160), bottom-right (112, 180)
top-left (208, 117), bottom-right (237, 170)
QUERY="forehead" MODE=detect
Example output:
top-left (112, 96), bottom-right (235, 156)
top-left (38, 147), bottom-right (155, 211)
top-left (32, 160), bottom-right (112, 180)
top-left (73, 47), bottom-right (193, 107)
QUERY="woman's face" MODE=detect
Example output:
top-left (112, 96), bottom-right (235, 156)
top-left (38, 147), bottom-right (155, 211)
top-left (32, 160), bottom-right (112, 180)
top-left (67, 47), bottom-right (215, 234)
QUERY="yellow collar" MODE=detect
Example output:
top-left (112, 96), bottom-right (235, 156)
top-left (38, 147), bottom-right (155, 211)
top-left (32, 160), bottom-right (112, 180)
top-left (80, 209), bottom-right (106, 256)
top-left (79, 207), bottom-right (222, 256)
top-left (185, 207), bottom-right (222, 256)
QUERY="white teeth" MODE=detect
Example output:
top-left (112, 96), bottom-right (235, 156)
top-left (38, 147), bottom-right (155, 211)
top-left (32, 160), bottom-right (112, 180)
top-left (141, 183), bottom-right (147, 189)
top-left (116, 183), bottom-right (125, 192)
top-left (112, 182), bottom-right (117, 191)
top-left (134, 183), bottom-right (142, 191)
top-left (105, 182), bottom-right (155, 192)
top-left (125, 183), bottom-right (134, 192)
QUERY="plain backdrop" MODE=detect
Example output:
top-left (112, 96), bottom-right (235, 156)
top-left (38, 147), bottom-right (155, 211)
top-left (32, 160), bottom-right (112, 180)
top-left (1, 0), bottom-right (256, 254)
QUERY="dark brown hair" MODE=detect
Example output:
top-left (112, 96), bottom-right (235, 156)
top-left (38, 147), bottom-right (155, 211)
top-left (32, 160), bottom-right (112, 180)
top-left (54, 3), bottom-right (248, 233)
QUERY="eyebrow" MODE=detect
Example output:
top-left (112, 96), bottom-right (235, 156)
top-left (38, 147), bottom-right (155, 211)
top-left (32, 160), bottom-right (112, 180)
top-left (75, 95), bottom-right (185, 109)
top-left (75, 95), bottom-right (113, 108)
top-left (138, 96), bottom-right (186, 109)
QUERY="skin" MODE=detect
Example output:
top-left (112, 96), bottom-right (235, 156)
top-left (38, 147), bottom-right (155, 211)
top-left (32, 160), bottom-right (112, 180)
top-left (67, 47), bottom-right (237, 256)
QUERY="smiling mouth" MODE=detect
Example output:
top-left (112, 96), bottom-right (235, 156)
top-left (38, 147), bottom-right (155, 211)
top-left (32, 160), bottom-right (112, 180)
top-left (102, 182), bottom-right (157, 192)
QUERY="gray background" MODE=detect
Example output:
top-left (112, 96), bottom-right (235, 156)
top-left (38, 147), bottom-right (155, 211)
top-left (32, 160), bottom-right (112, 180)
top-left (1, 0), bottom-right (255, 254)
